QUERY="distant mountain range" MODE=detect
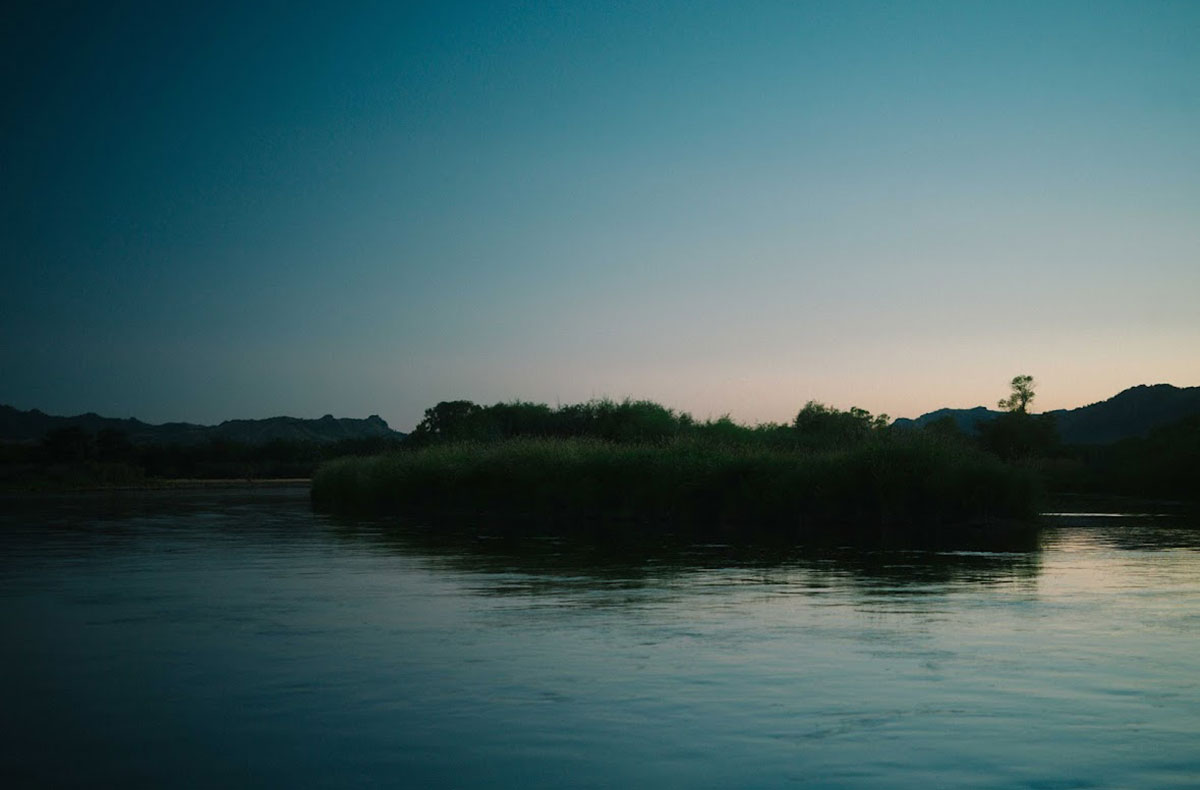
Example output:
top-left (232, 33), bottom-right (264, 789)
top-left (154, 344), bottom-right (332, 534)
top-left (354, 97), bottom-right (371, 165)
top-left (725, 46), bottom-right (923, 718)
top-left (4, 383), bottom-right (1197, 448)
top-left (0, 406), bottom-right (405, 446)
top-left (891, 384), bottom-right (1200, 444)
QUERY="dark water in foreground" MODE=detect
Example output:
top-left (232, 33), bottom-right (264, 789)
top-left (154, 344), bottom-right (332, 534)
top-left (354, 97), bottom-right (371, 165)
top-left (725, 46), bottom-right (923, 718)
top-left (2, 489), bottom-right (1198, 789)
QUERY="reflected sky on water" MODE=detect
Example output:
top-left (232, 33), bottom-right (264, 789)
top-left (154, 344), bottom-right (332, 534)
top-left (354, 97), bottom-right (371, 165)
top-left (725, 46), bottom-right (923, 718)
top-left (2, 488), bottom-right (1198, 788)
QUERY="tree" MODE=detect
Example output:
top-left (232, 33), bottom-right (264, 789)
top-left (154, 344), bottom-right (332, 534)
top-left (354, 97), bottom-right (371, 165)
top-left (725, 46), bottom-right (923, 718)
top-left (982, 375), bottom-right (1059, 460)
top-left (556, 398), bottom-right (685, 443)
top-left (408, 400), bottom-right (487, 444)
top-left (792, 402), bottom-right (888, 448)
top-left (998, 375), bottom-right (1036, 414)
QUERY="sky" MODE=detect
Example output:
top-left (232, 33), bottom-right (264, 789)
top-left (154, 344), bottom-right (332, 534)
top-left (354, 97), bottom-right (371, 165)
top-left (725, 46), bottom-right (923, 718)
top-left (3, 1), bottom-right (1198, 432)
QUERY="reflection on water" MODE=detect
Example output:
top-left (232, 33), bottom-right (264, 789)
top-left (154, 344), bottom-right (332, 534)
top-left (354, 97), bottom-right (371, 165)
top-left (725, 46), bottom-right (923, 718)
top-left (2, 488), bottom-right (1198, 788)
top-left (326, 514), bottom-right (1046, 604)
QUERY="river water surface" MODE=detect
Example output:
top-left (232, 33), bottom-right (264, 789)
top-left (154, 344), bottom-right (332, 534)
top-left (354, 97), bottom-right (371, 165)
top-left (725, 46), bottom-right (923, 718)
top-left (2, 487), bottom-right (1198, 788)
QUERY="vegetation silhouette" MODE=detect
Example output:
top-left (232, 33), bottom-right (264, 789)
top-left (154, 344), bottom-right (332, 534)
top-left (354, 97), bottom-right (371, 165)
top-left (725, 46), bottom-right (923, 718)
top-left (313, 395), bottom-right (1039, 532)
top-left (1057, 413), bottom-right (1200, 500)
top-left (0, 431), bottom-right (403, 490)
top-left (940, 377), bottom-right (1196, 502)
top-left (406, 397), bottom-right (692, 446)
top-left (998, 374), bottom-right (1037, 413)
top-left (315, 376), bottom-right (1200, 534)
top-left (4, 376), bottom-right (1195, 508)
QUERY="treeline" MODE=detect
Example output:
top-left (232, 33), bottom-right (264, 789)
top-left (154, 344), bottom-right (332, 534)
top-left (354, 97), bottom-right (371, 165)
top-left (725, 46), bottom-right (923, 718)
top-left (0, 398), bottom-right (902, 491)
top-left (405, 397), bottom-right (888, 450)
top-left (919, 409), bottom-right (1198, 501)
top-left (6, 391), bottom-right (1194, 503)
top-left (0, 426), bottom-right (403, 489)
top-left (313, 397), bottom-right (1039, 529)
top-left (1049, 413), bottom-right (1200, 500)
top-left (405, 396), bottom-right (1074, 469)
top-left (312, 388), bottom-right (1198, 533)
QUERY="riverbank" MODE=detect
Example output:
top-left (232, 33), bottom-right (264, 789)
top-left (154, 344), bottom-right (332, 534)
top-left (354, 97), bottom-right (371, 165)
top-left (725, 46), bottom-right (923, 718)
top-left (0, 476), bottom-right (310, 494)
top-left (312, 434), bottom-right (1038, 532)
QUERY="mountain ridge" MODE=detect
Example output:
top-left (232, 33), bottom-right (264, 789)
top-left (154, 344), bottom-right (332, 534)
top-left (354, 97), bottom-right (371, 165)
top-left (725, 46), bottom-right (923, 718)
top-left (5, 382), bottom-right (1198, 448)
top-left (0, 405), bottom-right (404, 446)
top-left (891, 383), bottom-right (1200, 444)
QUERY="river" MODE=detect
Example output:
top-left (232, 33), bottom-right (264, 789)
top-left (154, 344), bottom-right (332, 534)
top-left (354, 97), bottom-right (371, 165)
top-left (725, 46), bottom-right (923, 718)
top-left (2, 487), bottom-right (1198, 788)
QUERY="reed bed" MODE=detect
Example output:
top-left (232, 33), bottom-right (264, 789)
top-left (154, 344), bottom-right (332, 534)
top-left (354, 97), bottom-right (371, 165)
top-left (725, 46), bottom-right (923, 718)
top-left (311, 432), bottom-right (1037, 532)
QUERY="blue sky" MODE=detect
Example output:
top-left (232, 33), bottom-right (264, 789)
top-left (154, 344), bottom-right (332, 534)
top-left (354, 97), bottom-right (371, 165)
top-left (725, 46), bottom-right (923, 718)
top-left (3, 1), bottom-right (1198, 430)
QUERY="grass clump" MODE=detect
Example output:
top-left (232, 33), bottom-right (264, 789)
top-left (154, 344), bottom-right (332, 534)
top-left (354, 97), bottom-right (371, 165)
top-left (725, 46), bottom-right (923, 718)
top-left (311, 430), bottom-right (1037, 533)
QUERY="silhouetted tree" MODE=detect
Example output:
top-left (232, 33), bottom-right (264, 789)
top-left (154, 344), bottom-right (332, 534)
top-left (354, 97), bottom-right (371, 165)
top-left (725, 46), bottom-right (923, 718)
top-left (552, 398), bottom-right (684, 443)
top-left (408, 400), bottom-right (487, 444)
top-left (482, 401), bottom-right (553, 438)
top-left (979, 376), bottom-right (1059, 460)
top-left (999, 375), bottom-right (1036, 414)
top-left (792, 402), bottom-right (888, 448)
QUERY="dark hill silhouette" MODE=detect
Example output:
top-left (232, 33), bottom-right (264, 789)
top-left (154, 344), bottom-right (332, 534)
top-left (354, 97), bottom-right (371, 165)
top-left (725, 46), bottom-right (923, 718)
top-left (1044, 384), bottom-right (1200, 445)
top-left (891, 406), bottom-right (1000, 436)
top-left (0, 405), bottom-right (404, 446)
top-left (892, 383), bottom-right (1200, 445)
top-left (5, 383), bottom-right (1196, 449)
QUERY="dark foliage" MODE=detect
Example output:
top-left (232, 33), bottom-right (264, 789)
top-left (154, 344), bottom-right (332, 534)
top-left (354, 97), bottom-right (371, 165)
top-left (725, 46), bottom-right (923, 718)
top-left (0, 430), bottom-right (406, 490)
top-left (313, 432), bottom-right (1038, 530)
top-left (976, 412), bottom-right (1061, 461)
top-left (403, 397), bottom-right (896, 452)
top-left (406, 397), bottom-right (693, 446)
top-left (314, 396), bottom-right (1038, 531)
top-left (1058, 414), bottom-right (1200, 500)
top-left (891, 383), bottom-right (1200, 445)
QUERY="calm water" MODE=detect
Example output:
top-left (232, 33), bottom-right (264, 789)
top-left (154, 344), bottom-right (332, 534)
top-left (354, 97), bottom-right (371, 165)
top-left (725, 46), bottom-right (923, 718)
top-left (2, 488), bottom-right (1199, 788)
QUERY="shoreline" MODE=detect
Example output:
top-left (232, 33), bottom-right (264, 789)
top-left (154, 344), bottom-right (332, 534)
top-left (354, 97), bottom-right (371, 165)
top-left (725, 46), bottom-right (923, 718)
top-left (0, 478), bottom-right (311, 494)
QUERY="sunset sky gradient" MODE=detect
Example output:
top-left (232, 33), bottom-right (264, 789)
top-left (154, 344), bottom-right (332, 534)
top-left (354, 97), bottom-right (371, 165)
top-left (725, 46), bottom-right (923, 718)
top-left (4, 1), bottom-right (1198, 431)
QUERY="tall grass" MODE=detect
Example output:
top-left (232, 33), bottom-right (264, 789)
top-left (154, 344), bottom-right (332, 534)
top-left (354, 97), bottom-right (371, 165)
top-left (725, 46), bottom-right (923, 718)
top-left (312, 431), bottom-right (1037, 532)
